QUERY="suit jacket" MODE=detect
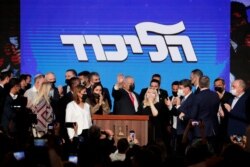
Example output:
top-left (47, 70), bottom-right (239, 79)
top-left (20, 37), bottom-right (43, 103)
top-left (218, 91), bottom-right (234, 136)
top-left (62, 85), bottom-right (69, 96)
top-left (171, 93), bottom-right (195, 135)
top-left (0, 86), bottom-right (7, 122)
top-left (112, 87), bottom-right (139, 115)
top-left (194, 87), bottom-right (200, 95)
top-left (1, 94), bottom-right (16, 133)
top-left (228, 93), bottom-right (249, 136)
top-left (139, 88), bottom-right (168, 104)
top-left (190, 89), bottom-right (220, 137)
top-left (50, 86), bottom-right (60, 122)
top-left (58, 91), bottom-right (73, 124)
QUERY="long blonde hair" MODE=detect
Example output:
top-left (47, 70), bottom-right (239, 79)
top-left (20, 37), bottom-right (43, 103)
top-left (143, 87), bottom-right (159, 108)
top-left (33, 82), bottom-right (52, 106)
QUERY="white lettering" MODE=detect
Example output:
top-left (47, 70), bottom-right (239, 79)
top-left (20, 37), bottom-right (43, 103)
top-left (60, 22), bottom-right (197, 62)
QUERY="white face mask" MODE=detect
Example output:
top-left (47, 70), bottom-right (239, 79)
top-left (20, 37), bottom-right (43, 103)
top-left (230, 89), bottom-right (237, 96)
top-left (177, 89), bottom-right (184, 97)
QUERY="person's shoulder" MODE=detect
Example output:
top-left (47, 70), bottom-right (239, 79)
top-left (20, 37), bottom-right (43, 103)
top-left (84, 102), bottom-right (90, 108)
top-left (140, 87), bottom-right (147, 92)
top-left (224, 91), bottom-right (232, 96)
top-left (23, 87), bottom-right (33, 96)
top-left (160, 88), bottom-right (168, 94)
top-left (66, 100), bottom-right (75, 107)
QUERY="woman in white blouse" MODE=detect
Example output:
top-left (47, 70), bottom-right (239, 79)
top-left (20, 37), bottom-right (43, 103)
top-left (65, 85), bottom-right (92, 140)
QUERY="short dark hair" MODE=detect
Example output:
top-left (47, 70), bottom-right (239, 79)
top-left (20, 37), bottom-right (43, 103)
top-left (89, 72), bottom-right (100, 80)
top-left (8, 78), bottom-right (20, 89)
top-left (69, 77), bottom-right (80, 88)
top-left (150, 79), bottom-right (160, 86)
top-left (0, 70), bottom-right (11, 81)
top-left (152, 73), bottom-right (161, 78)
top-left (231, 1), bottom-right (247, 20)
top-left (20, 74), bottom-right (27, 81)
top-left (171, 81), bottom-right (179, 86)
top-left (117, 138), bottom-right (129, 153)
top-left (199, 76), bottom-right (210, 88)
top-left (191, 69), bottom-right (203, 78)
top-left (66, 69), bottom-right (77, 77)
top-left (179, 79), bottom-right (192, 90)
top-left (151, 74), bottom-right (161, 85)
top-left (214, 77), bottom-right (225, 85)
top-left (78, 71), bottom-right (90, 77)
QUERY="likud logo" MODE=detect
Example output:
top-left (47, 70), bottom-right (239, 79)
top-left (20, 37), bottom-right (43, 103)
top-left (61, 21), bottom-right (197, 62)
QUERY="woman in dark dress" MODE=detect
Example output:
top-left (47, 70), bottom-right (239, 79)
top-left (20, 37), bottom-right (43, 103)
top-left (138, 87), bottom-right (165, 142)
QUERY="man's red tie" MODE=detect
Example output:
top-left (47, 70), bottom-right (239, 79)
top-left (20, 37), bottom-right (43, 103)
top-left (129, 92), bottom-right (134, 105)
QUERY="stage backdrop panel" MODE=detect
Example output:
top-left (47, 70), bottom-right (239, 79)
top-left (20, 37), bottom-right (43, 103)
top-left (21, 0), bottom-right (230, 95)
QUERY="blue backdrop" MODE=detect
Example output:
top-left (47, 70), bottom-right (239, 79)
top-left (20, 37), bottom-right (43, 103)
top-left (21, 0), bottom-right (230, 95)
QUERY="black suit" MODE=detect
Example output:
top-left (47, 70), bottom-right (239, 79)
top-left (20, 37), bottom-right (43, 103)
top-left (112, 87), bottom-right (139, 115)
top-left (172, 93), bottom-right (195, 135)
top-left (190, 89), bottom-right (220, 138)
top-left (0, 86), bottom-right (7, 122)
top-left (217, 91), bottom-right (234, 140)
top-left (194, 87), bottom-right (200, 95)
top-left (62, 85), bottom-right (69, 96)
top-left (50, 86), bottom-right (60, 121)
top-left (228, 93), bottom-right (249, 136)
top-left (58, 91), bottom-right (73, 124)
top-left (170, 93), bottom-right (195, 155)
top-left (1, 94), bottom-right (18, 133)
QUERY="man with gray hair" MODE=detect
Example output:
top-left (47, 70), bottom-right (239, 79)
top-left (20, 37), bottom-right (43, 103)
top-left (225, 79), bottom-right (250, 136)
top-left (112, 74), bottom-right (139, 115)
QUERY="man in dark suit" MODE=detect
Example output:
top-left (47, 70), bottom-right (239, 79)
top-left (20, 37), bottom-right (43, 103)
top-left (190, 69), bottom-right (203, 94)
top-left (139, 74), bottom-right (168, 104)
top-left (166, 79), bottom-right (194, 155)
top-left (225, 79), bottom-right (250, 136)
top-left (1, 78), bottom-right (21, 135)
top-left (0, 70), bottom-right (11, 122)
top-left (213, 78), bottom-right (234, 145)
top-left (112, 74), bottom-right (139, 115)
top-left (61, 69), bottom-right (77, 97)
top-left (189, 76), bottom-right (220, 146)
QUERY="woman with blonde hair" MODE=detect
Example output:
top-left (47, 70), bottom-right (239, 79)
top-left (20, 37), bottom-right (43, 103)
top-left (31, 82), bottom-right (54, 137)
top-left (138, 87), bottom-right (165, 142)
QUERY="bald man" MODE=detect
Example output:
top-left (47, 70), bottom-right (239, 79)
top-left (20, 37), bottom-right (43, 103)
top-left (225, 79), bottom-right (250, 136)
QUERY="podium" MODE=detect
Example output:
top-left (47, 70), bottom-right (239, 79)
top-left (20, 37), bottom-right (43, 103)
top-left (92, 115), bottom-right (149, 146)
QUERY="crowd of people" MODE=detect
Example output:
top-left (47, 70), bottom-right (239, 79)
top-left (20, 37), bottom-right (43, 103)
top-left (0, 67), bottom-right (250, 167)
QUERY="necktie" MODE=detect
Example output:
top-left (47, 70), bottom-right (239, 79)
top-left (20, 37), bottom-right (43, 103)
top-left (181, 97), bottom-right (185, 104)
top-left (129, 92), bottom-right (134, 105)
